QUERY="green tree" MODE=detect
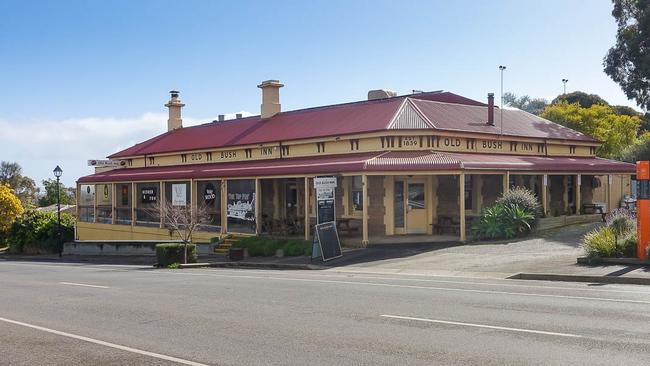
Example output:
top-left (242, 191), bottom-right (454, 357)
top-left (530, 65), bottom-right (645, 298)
top-left (39, 179), bottom-right (73, 207)
top-left (0, 161), bottom-right (39, 207)
top-left (503, 92), bottom-right (548, 115)
top-left (541, 102), bottom-right (640, 158)
top-left (0, 184), bottom-right (24, 233)
top-left (620, 134), bottom-right (650, 162)
top-left (604, 0), bottom-right (650, 109)
top-left (551, 91), bottom-right (609, 108)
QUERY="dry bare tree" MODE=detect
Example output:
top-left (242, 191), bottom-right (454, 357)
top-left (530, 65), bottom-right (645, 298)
top-left (147, 201), bottom-right (210, 264)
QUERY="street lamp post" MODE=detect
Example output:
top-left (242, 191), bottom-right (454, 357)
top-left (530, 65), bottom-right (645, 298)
top-left (562, 79), bottom-right (568, 95)
top-left (499, 65), bottom-right (507, 135)
top-left (53, 165), bottom-right (63, 257)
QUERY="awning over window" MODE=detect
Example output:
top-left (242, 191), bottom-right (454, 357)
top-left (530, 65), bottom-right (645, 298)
top-left (78, 151), bottom-right (635, 183)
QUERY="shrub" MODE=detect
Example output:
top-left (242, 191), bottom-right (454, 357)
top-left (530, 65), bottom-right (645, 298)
top-left (156, 243), bottom-right (197, 267)
top-left (582, 227), bottom-right (616, 258)
top-left (232, 237), bottom-right (311, 257)
top-left (472, 202), bottom-right (535, 240)
top-left (6, 210), bottom-right (74, 254)
top-left (496, 187), bottom-right (542, 220)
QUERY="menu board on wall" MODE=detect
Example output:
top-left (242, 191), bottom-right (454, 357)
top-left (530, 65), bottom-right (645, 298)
top-left (316, 187), bottom-right (335, 224)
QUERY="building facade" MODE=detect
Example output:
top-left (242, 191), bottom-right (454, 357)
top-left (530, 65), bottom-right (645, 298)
top-left (77, 81), bottom-right (635, 245)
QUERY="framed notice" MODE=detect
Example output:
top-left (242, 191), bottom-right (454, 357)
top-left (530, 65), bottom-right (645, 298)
top-left (172, 184), bottom-right (187, 206)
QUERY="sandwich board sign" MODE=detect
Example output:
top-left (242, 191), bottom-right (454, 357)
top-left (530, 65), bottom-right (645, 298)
top-left (311, 221), bottom-right (342, 262)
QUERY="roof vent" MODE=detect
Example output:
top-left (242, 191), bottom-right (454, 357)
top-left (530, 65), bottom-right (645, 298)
top-left (368, 89), bottom-right (397, 100)
top-left (236, 113), bottom-right (243, 119)
top-left (218, 114), bottom-right (225, 122)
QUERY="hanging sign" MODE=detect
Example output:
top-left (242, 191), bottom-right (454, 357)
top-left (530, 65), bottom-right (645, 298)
top-left (141, 187), bottom-right (158, 203)
top-left (172, 184), bottom-right (187, 206)
top-left (314, 176), bottom-right (337, 190)
top-left (87, 159), bottom-right (125, 167)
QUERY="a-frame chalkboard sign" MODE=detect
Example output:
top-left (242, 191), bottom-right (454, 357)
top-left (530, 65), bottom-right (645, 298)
top-left (310, 222), bottom-right (342, 262)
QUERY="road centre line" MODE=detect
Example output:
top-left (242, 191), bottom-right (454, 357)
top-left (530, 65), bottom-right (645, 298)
top-left (380, 314), bottom-right (584, 338)
top-left (0, 316), bottom-right (209, 366)
top-left (197, 268), bottom-right (650, 296)
top-left (160, 271), bottom-right (650, 305)
top-left (60, 282), bottom-right (110, 289)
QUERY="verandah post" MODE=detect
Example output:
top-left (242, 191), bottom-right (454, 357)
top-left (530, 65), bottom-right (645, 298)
top-left (459, 173), bottom-right (466, 242)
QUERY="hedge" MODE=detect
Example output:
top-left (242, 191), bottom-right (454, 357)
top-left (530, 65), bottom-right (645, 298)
top-left (155, 243), bottom-right (197, 266)
top-left (232, 237), bottom-right (312, 257)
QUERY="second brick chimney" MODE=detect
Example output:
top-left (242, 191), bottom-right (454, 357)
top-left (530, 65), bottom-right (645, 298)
top-left (258, 80), bottom-right (284, 119)
top-left (165, 90), bottom-right (185, 131)
top-left (487, 93), bottom-right (495, 126)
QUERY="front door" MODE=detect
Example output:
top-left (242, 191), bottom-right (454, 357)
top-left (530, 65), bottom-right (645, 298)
top-left (394, 178), bottom-right (428, 234)
top-left (406, 180), bottom-right (427, 233)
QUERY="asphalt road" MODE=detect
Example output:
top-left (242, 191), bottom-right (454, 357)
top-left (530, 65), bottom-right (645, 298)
top-left (1, 261), bottom-right (650, 365)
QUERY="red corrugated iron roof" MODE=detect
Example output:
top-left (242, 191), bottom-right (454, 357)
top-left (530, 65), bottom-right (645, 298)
top-left (410, 99), bottom-right (596, 142)
top-left (109, 91), bottom-right (597, 159)
top-left (79, 151), bottom-right (634, 183)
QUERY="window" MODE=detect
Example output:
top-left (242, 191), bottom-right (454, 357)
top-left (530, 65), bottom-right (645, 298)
top-left (135, 182), bottom-right (160, 227)
top-left (196, 180), bottom-right (221, 231)
top-left (351, 176), bottom-right (363, 212)
top-left (115, 184), bottom-right (132, 225)
top-left (181, 154), bottom-right (187, 163)
top-left (227, 180), bottom-right (256, 233)
top-left (78, 185), bottom-right (95, 222)
top-left (148, 157), bottom-right (155, 165)
top-left (464, 175), bottom-right (473, 210)
top-left (95, 184), bottom-right (112, 224)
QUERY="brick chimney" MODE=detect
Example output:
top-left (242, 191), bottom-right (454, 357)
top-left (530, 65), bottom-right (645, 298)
top-left (165, 90), bottom-right (185, 131)
top-left (487, 93), bottom-right (495, 126)
top-left (258, 80), bottom-right (284, 119)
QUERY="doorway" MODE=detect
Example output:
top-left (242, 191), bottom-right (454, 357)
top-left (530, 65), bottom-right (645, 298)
top-left (394, 178), bottom-right (427, 234)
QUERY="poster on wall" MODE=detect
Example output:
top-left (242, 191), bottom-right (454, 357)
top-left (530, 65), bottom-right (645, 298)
top-left (141, 187), bottom-right (158, 203)
top-left (172, 184), bottom-right (187, 206)
top-left (204, 183), bottom-right (217, 205)
top-left (227, 191), bottom-right (255, 221)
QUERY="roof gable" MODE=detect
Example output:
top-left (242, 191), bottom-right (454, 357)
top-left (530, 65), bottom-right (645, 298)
top-left (388, 99), bottom-right (435, 130)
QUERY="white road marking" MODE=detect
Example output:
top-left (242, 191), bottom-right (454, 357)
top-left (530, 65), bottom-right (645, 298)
top-left (161, 271), bottom-right (650, 305)
top-left (0, 317), bottom-right (209, 366)
top-left (380, 314), bottom-right (584, 338)
top-left (60, 282), bottom-right (110, 289)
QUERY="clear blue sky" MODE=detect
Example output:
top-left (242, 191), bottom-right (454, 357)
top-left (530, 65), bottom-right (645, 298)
top-left (0, 0), bottom-right (634, 186)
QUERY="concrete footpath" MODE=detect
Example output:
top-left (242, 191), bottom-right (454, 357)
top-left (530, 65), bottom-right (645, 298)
top-left (2, 222), bottom-right (650, 285)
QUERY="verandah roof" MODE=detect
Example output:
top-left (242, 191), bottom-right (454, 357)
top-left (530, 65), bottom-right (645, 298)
top-left (78, 151), bottom-right (635, 183)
